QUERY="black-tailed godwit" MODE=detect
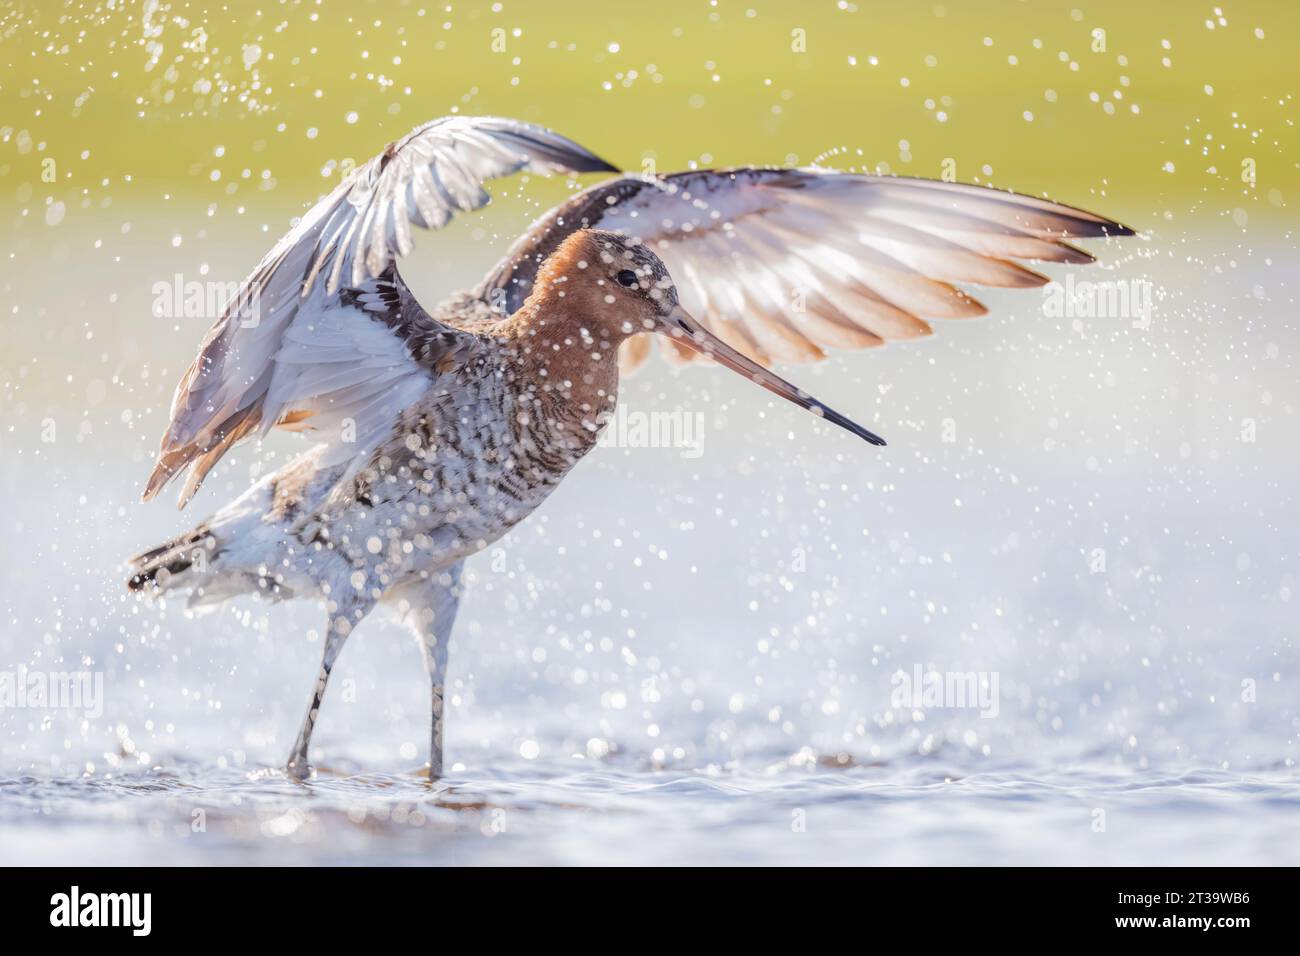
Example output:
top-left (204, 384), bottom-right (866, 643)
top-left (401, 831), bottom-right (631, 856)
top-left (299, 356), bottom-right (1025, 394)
top-left (127, 115), bottom-right (1134, 779)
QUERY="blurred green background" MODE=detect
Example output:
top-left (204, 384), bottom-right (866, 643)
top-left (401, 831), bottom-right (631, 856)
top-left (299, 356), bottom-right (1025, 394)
top-left (3, 0), bottom-right (1294, 223)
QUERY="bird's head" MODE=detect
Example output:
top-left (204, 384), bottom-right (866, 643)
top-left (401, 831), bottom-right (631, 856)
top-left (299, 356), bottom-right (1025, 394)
top-left (533, 229), bottom-right (886, 446)
top-left (531, 229), bottom-right (681, 334)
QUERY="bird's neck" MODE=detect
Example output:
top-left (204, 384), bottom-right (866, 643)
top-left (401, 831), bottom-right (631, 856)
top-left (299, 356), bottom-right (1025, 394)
top-left (496, 289), bottom-right (626, 439)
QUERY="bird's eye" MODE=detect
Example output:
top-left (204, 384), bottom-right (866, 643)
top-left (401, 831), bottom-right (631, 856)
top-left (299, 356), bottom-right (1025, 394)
top-left (616, 269), bottom-right (639, 288)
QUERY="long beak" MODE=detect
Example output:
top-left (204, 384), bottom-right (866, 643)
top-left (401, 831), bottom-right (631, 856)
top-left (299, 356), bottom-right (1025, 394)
top-left (663, 305), bottom-right (886, 447)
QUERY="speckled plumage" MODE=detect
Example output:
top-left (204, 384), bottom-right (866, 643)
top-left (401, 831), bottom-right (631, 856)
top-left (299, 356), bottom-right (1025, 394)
top-left (130, 251), bottom-right (636, 603)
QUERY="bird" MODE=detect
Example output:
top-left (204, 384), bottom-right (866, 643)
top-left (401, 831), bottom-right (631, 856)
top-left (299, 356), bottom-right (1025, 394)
top-left (126, 114), bottom-right (1134, 780)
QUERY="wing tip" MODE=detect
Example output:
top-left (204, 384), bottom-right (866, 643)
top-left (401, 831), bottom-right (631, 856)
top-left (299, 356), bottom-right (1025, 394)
top-left (1067, 218), bottom-right (1138, 239)
top-left (141, 462), bottom-right (171, 503)
top-left (1087, 218), bottom-right (1136, 238)
top-left (1055, 243), bottom-right (1097, 265)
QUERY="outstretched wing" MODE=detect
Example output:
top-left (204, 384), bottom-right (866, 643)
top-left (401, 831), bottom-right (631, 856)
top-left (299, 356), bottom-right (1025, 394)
top-left (475, 168), bottom-right (1135, 369)
top-left (145, 115), bottom-right (617, 508)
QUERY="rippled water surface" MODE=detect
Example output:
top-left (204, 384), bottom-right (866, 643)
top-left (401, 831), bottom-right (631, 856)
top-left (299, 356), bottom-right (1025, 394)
top-left (4, 755), bottom-right (1298, 865)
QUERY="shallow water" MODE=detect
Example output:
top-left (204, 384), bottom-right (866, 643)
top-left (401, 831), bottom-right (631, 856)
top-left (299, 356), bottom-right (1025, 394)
top-left (4, 753), bottom-right (1298, 865)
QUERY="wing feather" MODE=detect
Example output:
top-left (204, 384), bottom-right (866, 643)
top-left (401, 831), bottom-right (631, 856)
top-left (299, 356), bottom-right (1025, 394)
top-left (144, 115), bottom-right (615, 506)
top-left (477, 167), bottom-right (1134, 371)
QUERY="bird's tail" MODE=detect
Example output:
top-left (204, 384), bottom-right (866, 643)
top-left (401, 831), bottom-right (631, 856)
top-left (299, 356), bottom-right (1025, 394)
top-left (125, 525), bottom-right (216, 594)
top-left (126, 479), bottom-right (303, 608)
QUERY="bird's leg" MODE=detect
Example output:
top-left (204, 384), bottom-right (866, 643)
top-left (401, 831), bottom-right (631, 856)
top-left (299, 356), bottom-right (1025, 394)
top-left (286, 600), bottom-right (363, 780)
top-left (406, 561), bottom-right (464, 781)
top-left (418, 620), bottom-right (449, 781)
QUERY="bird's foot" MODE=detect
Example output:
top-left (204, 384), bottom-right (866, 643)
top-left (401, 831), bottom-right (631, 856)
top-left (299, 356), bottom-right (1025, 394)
top-left (285, 755), bottom-right (314, 782)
